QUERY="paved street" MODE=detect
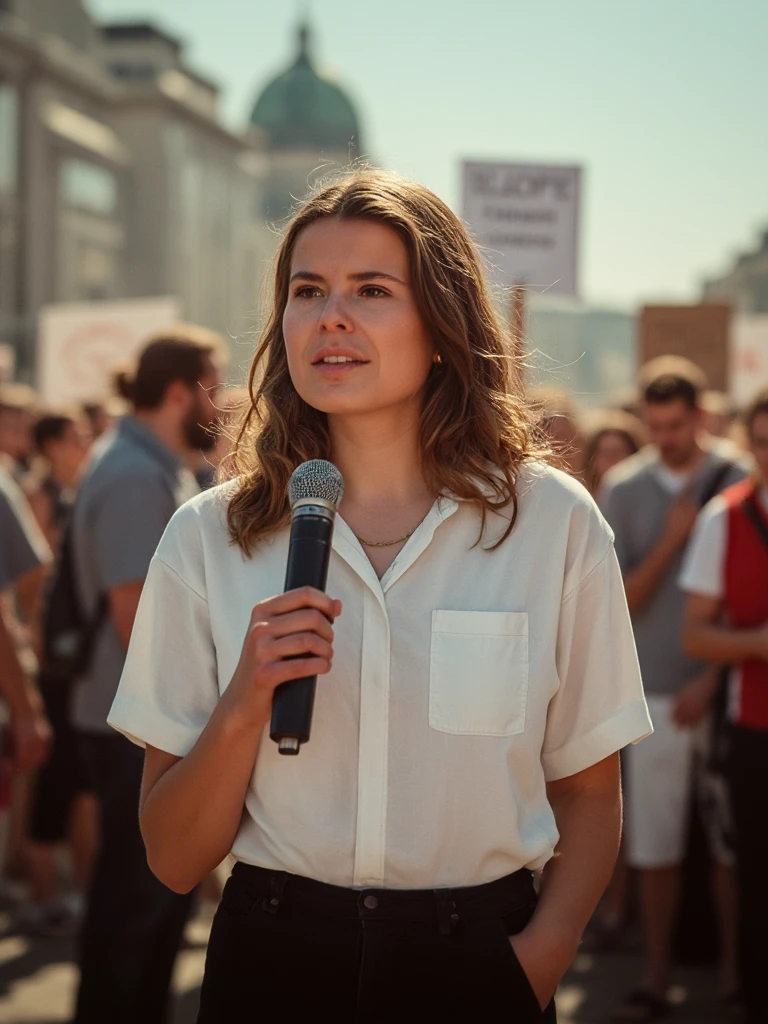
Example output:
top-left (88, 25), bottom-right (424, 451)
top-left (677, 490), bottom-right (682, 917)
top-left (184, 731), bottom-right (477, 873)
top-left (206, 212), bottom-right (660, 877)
top-left (0, 908), bottom-right (737, 1023)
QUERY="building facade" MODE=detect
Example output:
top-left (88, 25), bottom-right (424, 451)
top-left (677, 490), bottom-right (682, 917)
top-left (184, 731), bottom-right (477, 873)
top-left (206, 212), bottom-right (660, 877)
top-left (702, 229), bottom-right (768, 314)
top-left (0, 2), bottom-right (363, 380)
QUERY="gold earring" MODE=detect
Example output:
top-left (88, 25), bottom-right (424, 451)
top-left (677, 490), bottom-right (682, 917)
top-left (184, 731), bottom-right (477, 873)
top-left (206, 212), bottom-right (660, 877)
top-left (433, 352), bottom-right (442, 364)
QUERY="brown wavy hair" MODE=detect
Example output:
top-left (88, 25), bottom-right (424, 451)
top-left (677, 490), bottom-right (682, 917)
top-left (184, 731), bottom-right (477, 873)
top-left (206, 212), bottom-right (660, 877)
top-left (225, 168), bottom-right (544, 555)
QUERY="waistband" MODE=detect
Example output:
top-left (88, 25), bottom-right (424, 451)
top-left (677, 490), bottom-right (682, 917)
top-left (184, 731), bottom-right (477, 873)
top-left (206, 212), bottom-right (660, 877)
top-left (229, 862), bottom-right (536, 930)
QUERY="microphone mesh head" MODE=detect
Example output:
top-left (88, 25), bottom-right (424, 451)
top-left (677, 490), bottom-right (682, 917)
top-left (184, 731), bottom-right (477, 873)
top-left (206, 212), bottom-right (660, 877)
top-left (288, 460), bottom-right (344, 511)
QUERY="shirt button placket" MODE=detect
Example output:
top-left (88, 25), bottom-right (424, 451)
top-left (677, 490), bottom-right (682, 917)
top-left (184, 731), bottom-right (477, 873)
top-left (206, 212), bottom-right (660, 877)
top-left (352, 589), bottom-right (391, 887)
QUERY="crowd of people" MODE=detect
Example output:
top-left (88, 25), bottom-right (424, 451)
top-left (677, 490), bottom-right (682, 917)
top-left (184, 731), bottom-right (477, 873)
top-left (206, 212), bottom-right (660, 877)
top-left (538, 358), bottom-right (766, 1023)
top-left (0, 329), bottom-right (247, 1021)
top-left (0, 323), bottom-right (765, 1023)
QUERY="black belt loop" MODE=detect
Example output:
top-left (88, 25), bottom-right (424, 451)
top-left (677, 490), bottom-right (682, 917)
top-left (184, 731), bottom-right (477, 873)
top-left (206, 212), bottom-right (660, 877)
top-left (434, 890), bottom-right (459, 936)
top-left (260, 871), bottom-right (287, 915)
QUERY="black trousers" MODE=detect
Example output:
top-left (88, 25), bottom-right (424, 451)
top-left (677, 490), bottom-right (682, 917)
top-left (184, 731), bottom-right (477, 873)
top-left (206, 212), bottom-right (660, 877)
top-left (727, 725), bottom-right (768, 1024)
top-left (73, 731), bottom-right (193, 1024)
top-left (198, 862), bottom-right (556, 1023)
top-left (28, 674), bottom-right (90, 844)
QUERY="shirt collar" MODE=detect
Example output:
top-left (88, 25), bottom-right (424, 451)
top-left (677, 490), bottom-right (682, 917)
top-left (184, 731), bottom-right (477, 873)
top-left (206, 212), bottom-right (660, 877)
top-left (118, 416), bottom-right (184, 477)
top-left (332, 495), bottom-right (460, 606)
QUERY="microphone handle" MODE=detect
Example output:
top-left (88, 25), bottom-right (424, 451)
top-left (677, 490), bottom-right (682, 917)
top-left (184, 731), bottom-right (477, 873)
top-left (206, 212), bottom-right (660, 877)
top-left (269, 510), bottom-right (334, 754)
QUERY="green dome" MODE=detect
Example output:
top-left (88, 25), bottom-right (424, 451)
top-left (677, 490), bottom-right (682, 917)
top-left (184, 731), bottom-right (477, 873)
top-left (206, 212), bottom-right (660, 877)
top-left (250, 24), bottom-right (362, 154)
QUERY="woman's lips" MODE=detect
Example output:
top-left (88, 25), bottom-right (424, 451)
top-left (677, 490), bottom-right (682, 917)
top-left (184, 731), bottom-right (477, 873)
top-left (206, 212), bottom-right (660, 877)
top-left (312, 359), bottom-right (368, 375)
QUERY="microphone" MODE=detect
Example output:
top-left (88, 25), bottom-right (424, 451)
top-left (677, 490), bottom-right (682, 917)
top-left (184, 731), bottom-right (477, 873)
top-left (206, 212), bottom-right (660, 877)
top-left (270, 459), bottom-right (344, 755)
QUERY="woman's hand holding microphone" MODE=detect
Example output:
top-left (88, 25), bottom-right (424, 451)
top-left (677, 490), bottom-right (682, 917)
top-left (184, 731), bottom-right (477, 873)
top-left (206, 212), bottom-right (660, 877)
top-left (222, 586), bottom-right (342, 732)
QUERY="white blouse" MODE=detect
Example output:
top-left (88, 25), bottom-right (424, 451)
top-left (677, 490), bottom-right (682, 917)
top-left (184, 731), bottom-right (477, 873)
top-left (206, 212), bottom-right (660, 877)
top-left (109, 461), bottom-right (651, 890)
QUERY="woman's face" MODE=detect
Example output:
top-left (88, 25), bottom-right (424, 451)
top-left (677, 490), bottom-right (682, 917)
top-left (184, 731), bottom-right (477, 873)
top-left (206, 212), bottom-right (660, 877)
top-left (47, 419), bottom-right (92, 481)
top-left (283, 217), bottom-right (434, 420)
top-left (593, 430), bottom-right (634, 482)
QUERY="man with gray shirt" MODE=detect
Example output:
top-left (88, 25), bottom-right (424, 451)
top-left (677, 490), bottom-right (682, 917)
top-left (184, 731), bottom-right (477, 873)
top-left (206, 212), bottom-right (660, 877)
top-left (601, 359), bottom-right (746, 1022)
top-left (70, 326), bottom-right (223, 1024)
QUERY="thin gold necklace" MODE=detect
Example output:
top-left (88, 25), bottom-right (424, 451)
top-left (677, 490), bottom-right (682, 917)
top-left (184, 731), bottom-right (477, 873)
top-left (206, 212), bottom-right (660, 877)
top-left (355, 529), bottom-right (415, 548)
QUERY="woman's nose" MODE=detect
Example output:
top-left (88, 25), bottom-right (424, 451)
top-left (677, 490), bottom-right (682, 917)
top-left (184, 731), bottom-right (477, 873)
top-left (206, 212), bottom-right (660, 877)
top-left (317, 293), bottom-right (353, 332)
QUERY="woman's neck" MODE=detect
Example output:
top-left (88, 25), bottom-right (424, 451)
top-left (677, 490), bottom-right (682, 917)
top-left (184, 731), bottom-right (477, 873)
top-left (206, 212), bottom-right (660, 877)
top-left (328, 409), bottom-right (430, 508)
top-left (329, 409), bottom-right (436, 579)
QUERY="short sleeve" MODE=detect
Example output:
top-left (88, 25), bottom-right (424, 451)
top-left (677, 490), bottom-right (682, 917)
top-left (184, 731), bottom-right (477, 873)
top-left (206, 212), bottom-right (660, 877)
top-left (93, 472), bottom-right (175, 589)
top-left (0, 480), bottom-right (51, 587)
top-left (542, 546), bottom-right (652, 781)
top-left (679, 497), bottom-right (728, 599)
top-left (107, 553), bottom-right (219, 755)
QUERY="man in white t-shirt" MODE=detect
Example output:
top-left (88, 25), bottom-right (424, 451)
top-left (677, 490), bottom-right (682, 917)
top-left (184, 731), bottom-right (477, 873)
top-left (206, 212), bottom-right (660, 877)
top-left (680, 388), bottom-right (768, 1024)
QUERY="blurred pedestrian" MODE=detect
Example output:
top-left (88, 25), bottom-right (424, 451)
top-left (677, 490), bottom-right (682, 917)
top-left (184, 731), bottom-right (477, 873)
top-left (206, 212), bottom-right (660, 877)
top-left (681, 387), bottom-right (768, 1024)
top-left (582, 412), bottom-right (645, 952)
top-left (585, 410), bottom-right (645, 496)
top-left (610, 384), bottom-right (642, 419)
top-left (80, 399), bottom-right (124, 442)
top-left (602, 358), bottom-right (746, 1020)
top-left (69, 325), bottom-right (224, 1024)
top-left (0, 467), bottom-right (52, 770)
top-left (109, 170), bottom-right (650, 1021)
top-left (0, 466), bottom-right (52, 876)
top-left (25, 412), bottom-right (92, 547)
top-left (21, 411), bottom-right (96, 937)
top-left (700, 390), bottom-right (732, 440)
top-left (532, 385), bottom-right (586, 479)
top-left (0, 383), bottom-right (37, 480)
top-left (191, 385), bottom-right (249, 490)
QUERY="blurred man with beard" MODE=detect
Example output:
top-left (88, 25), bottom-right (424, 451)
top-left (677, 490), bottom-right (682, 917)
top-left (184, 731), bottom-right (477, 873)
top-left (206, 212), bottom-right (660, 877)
top-left (601, 358), bottom-right (746, 1021)
top-left (68, 326), bottom-right (224, 1024)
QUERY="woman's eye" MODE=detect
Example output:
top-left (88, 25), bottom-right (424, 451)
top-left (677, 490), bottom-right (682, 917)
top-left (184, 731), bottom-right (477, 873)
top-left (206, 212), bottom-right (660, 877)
top-left (294, 286), bottom-right (322, 298)
top-left (360, 286), bottom-right (388, 297)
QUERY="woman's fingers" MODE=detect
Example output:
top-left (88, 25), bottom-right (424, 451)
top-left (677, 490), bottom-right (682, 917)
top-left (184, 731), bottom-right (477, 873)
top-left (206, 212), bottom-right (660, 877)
top-left (250, 606), bottom-right (336, 644)
top-left (254, 586), bottom-right (339, 623)
top-left (268, 632), bottom-right (333, 663)
top-left (238, 589), bottom-right (343, 695)
top-left (266, 656), bottom-right (332, 687)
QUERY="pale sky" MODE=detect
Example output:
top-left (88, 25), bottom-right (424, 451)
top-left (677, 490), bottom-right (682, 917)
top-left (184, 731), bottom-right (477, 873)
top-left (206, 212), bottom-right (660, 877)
top-left (88, 0), bottom-right (768, 311)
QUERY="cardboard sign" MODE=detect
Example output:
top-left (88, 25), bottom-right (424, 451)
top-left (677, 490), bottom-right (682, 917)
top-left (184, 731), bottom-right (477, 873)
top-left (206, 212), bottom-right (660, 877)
top-left (731, 315), bottom-right (768, 408)
top-left (638, 304), bottom-right (730, 391)
top-left (462, 161), bottom-right (581, 298)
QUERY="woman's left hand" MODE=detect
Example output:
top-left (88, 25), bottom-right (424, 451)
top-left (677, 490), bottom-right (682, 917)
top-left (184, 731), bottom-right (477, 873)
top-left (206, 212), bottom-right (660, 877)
top-left (509, 923), bottom-right (579, 1011)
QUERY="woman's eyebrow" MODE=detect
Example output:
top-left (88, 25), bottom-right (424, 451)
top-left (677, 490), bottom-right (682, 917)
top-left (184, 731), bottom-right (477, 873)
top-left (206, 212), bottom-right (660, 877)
top-left (349, 271), bottom-right (406, 284)
top-left (289, 271), bottom-right (325, 283)
top-left (288, 270), bottom-right (406, 285)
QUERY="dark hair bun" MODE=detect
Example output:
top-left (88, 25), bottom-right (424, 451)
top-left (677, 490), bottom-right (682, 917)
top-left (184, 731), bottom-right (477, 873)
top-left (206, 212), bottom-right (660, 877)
top-left (114, 369), bottom-right (136, 403)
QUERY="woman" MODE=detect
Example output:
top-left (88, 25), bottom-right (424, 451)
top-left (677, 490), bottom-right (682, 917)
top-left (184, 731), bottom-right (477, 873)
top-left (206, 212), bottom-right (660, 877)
top-left (109, 170), bottom-right (651, 1021)
top-left (583, 411), bottom-right (645, 497)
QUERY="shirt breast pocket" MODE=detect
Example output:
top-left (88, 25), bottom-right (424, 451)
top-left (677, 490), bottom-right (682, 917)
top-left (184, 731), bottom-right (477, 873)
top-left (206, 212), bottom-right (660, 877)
top-left (429, 610), bottom-right (529, 737)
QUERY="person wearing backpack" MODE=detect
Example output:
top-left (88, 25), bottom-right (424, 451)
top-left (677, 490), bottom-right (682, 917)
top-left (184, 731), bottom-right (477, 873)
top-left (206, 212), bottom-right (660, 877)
top-left (22, 412), bottom-right (95, 937)
top-left (66, 327), bottom-right (224, 1024)
top-left (681, 387), bottom-right (768, 1024)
